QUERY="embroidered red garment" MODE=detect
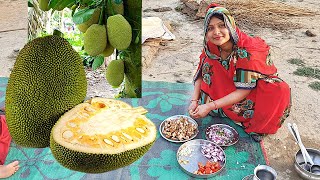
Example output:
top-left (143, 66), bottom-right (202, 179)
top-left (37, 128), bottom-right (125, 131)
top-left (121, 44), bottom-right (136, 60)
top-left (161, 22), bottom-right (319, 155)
top-left (0, 115), bottom-right (11, 165)
top-left (196, 8), bottom-right (291, 134)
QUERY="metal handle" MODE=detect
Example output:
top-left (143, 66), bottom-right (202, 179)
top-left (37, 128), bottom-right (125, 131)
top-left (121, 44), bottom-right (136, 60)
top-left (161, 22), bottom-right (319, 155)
top-left (291, 123), bottom-right (314, 165)
top-left (287, 123), bottom-right (309, 166)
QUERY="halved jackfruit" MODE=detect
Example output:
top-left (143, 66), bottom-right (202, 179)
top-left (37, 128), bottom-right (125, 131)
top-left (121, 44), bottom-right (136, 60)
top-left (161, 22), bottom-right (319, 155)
top-left (50, 98), bottom-right (156, 173)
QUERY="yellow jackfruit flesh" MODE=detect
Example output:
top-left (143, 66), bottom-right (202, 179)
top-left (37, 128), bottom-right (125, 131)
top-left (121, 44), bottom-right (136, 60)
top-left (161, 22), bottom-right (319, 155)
top-left (5, 35), bottom-right (87, 148)
top-left (50, 98), bottom-right (156, 173)
top-left (106, 0), bottom-right (124, 15)
top-left (77, 8), bottom-right (101, 33)
top-left (101, 44), bottom-right (115, 57)
top-left (107, 14), bottom-right (132, 50)
top-left (84, 24), bottom-right (107, 56)
top-left (105, 59), bottom-right (124, 87)
top-left (39, 0), bottom-right (50, 11)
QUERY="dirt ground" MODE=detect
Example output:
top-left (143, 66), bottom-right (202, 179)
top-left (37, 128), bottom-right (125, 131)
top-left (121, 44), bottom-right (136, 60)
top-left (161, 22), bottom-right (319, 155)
top-left (0, 0), bottom-right (319, 179)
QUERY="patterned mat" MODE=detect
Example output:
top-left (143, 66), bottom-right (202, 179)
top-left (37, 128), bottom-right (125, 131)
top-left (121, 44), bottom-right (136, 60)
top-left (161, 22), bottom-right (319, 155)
top-left (0, 78), bottom-right (266, 180)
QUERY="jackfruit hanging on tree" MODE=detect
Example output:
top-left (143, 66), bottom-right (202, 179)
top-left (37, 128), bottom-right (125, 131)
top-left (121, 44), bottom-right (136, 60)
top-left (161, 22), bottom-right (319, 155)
top-left (50, 98), bottom-right (156, 173)
top-left (101, 44), bottom-right (115, 57)
top-left (5, 35), bottom-right (87, 148)
top-left (84, 24), bottom-right (107, 56)
top-left (107, 14), bottom-right (132, 50)
top-left (105, 59), bottom-right (124, 88)
top-left (32, 0), bottom-right (141, 98)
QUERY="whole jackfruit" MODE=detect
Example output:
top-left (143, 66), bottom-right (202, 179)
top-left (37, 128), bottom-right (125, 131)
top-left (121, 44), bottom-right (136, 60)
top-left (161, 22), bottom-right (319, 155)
top-left (50, 98), bottom-right (156, 173)
top-left (105, 59), bottom-right (124, 87)
top-left (39, 0), bottom-right (50, 11)
top-left (5, 35), bottom-right (87, 148)
top-left (77, 8), bottom-right (101, 33)
top-left (101, 44), bottom-right (115, 57)
top-left (106, 0), bottom-right (124, 15)
top-left (107, 14), bottom-right (132, 50)
top-left (84, 24), bottom-right (107, 56)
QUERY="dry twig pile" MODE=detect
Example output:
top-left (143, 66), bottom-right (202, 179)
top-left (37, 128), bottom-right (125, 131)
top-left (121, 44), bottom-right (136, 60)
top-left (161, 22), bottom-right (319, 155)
top-left (182, 0), bottom-right (317, 30)
top-left (213, 0), bottom-right (317, 30)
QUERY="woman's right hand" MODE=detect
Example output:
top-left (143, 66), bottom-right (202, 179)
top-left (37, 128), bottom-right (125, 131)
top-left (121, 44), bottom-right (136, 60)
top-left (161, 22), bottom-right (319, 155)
top-left (188, 101), bottom-right (199, 117)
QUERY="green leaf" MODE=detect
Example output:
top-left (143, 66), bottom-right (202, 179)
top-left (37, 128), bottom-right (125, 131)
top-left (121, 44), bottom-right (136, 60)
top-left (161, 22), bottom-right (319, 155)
top-left (92, 0), bottom-right (103, 5)
top-left (92, 56), bottom-right (105, 71)
top-left (72, 8), bottom-right (96, 24)
top-left (48, 0), bottom-right (60, 9)
top-left (49, 0), bottom-right (74, 11)
top-left (53, 29), bottom-right (64, 37)
top-left (28, 0), bottom-right (34, 7)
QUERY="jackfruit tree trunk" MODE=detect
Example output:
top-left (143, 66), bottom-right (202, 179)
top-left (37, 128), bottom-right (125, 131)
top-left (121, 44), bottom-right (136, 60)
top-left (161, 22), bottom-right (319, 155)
top-left (28, 0), bottom-right (60, 41)
top-left (123, 0), bottom-right (142, 98)
top-left (28, 0), bottom-right (47, 41)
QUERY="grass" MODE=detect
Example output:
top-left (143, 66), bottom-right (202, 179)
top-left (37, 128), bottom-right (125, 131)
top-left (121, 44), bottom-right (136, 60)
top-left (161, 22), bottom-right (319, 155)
top-left (287, 58), bottom-right (305, 66)
top-left (293, 67), bottom-right (320, 80)
top-left (289, 58), bottom-right (320, 91)
top-left (309, 81), bottom-right (320, 91)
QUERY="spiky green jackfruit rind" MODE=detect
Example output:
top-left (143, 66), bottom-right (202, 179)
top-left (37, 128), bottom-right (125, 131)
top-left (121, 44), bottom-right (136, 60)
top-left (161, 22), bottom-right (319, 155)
top-left (39, 0), bottom-right (50, 11)
top-left (101, 44), bottom-right (115, 57)
top-left (106, 59), bottom-right (124, 87)
top-left (107, 15), bottom-right (132, 50)
top-left (77, 8), bottom-right (101, 33)
top-left (84, 24), bottom-right (107, 56)
top-left (5, 35), bottom-right (87, 148)
top-left (50, 133), bottom-right (154, 173)
top-left (106, 0), bottom-right (124, 15)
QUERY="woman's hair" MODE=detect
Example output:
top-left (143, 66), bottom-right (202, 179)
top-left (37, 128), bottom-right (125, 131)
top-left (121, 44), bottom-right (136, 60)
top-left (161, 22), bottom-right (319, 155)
top-left (211, 13), bottom-right (224, 22)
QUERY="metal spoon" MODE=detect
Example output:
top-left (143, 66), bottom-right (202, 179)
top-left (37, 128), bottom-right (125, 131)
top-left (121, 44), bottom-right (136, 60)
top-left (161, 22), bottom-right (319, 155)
top-left (288, 123), bottom-right (320, 174)
top-left (287, 123), bottom-right (311, 171)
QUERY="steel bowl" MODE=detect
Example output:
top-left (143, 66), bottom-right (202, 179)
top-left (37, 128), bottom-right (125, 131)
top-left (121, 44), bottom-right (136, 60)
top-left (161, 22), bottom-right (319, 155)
top-left (159, 115), bottom-right (198, 143)
top-left (253, 165), bottom-right (277, 180)
top-left (176, 139), bottom-right (226, 178)
top-left (205, 124), bottom-right (239, 146)
top-left (294, 148), bottom-right (320, 180)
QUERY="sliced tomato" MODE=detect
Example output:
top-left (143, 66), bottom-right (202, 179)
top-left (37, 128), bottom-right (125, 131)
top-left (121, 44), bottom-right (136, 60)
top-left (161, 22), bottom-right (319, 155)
top-left (205, 167), bottom-right (212, 174)
top-left (205, 161), bottom-right (211, 168)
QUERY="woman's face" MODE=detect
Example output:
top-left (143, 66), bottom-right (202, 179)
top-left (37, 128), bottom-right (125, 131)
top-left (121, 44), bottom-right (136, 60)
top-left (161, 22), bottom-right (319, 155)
top-left (206, 16), bottom-right (230, 46)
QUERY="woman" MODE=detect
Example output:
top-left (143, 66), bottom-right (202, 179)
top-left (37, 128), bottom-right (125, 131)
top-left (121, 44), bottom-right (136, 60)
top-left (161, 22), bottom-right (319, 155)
top-left (189, 4), bottom-right (291, 141)
top-left (0, 110), bottom-right (19, 178)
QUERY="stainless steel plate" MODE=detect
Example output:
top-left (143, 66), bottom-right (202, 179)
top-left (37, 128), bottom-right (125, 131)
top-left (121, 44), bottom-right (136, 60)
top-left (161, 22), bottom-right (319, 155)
top-left (159, 115), bottom-right (198, 143)
top-left (176, 139), bottom-right (226, 178)
top-left (205, 124), bottom-right (239, 146)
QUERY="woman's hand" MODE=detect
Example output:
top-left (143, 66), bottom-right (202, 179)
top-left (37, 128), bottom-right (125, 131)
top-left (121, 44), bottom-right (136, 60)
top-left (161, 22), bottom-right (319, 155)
top-left (191, 104), bottom-right (211, 119)
top-left (188, 101), bottom-right (199, 117)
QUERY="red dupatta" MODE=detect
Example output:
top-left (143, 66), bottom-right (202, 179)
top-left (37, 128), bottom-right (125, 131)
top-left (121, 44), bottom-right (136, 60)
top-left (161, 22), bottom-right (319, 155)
top-left (0, 115), bottom-right (11, 165)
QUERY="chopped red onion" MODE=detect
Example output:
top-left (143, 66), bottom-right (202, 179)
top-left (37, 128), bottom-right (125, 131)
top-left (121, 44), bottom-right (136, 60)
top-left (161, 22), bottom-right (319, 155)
top-left (200, 143), bottom-right (225, 163)
top-left (206, 125), bottom-right (234, 145)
